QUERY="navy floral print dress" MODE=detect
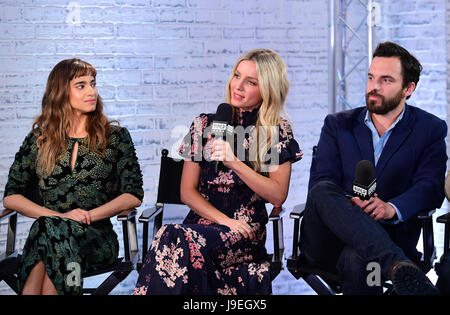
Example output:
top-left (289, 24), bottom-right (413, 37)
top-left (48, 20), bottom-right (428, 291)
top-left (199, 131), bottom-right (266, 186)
top-left (3, 126), bottom-right (144, 295)
top-left (134, 107), bottom-right (302, 295)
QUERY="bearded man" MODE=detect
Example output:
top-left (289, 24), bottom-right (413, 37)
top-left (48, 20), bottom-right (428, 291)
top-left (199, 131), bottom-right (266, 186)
top-left (299, 41), bottom-right (447, 295)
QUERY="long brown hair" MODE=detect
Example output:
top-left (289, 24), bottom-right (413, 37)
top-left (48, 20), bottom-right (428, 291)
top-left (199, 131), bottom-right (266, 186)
top-left (33, 58), bottom-right (116, 176)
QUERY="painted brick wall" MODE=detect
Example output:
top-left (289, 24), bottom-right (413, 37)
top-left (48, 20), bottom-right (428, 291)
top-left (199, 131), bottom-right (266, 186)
top-left (0, 0), bottom-right (447, 295)
top-left (377, 0), bottom-right (447, 121)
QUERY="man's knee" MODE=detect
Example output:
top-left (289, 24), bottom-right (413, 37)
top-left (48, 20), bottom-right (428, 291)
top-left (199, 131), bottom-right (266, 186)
top-left (309, 181), bottom-right (339, 198)
top-left (307, 181), bottom-right (343, 211)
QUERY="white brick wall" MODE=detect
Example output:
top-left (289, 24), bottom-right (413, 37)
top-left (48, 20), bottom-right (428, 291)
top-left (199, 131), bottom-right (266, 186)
top-left (377, 0), bottom-right (447, 120)
top-left (0, 0), bottom-right (447, 295)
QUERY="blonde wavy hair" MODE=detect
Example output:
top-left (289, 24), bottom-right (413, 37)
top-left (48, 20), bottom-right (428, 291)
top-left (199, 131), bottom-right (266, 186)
top-left (33, 58), bottom-right (116, 177)
top-left (225, 48), bottom-right (290, 173)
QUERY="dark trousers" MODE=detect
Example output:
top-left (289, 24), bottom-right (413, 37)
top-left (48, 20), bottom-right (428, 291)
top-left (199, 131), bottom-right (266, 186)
top-left (300, 181), bottom-right (410, 294)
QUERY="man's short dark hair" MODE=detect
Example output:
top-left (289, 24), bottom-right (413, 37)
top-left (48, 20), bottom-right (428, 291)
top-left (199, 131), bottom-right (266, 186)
top-left (373, 41), bottom-right (422, 88)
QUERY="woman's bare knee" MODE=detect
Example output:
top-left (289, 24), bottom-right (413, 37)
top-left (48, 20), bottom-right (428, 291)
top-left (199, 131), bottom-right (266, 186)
top-left (22, 261), bottom-right (46, 295)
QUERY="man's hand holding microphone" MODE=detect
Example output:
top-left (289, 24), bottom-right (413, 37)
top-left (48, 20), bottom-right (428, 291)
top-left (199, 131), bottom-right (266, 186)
top-left (350, 160), bottom-right (396, 221)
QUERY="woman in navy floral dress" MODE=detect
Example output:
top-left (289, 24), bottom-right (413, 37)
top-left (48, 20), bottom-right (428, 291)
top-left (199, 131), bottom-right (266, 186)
top-left (134, 49), bottom-right (302, 295)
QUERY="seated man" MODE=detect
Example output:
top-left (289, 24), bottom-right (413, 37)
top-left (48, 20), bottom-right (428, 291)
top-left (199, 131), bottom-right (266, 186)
top-left (300, 41), bottom-right (447, 295)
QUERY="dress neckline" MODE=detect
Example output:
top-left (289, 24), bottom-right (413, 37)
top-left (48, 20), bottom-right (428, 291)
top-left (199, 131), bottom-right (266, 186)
top-left (235, 106), bottom-right (260, 127)
top-left (68, 136), bottom-right (87, 143)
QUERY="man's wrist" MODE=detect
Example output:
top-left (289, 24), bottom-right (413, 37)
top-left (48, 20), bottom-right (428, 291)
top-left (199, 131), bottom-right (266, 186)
top-left (390, 212), bottom-right (399, 221)
top-left (386, 202), bottom-right (401, 223)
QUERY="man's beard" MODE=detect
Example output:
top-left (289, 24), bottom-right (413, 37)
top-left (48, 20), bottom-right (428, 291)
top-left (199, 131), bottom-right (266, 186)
top-left (365, 89), bottom-right (404, 115)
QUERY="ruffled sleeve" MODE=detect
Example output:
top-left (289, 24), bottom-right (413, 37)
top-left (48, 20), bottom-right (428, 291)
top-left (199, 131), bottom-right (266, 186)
top-left (273, 118), bottom-right (303, 165)
top-left (178, 114), bottom-right (211, 163)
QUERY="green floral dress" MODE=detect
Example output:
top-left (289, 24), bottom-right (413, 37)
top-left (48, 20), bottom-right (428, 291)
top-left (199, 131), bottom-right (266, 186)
top-left (3, 126), bottom-right (144, 295)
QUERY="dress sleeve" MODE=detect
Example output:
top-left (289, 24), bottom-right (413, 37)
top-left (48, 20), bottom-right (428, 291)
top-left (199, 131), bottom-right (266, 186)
top-left (115, 127), bottom-right (144, 202)
top-left (178, 114), bottom-right (210, 163)
top-left (273, 118), bottom-right (303, 165)
top-left (3, 131), bottom-right (38, 199)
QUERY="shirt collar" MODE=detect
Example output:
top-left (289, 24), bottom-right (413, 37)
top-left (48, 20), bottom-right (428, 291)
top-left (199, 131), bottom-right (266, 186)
top-left (364, 106), bottom-right (406, 133)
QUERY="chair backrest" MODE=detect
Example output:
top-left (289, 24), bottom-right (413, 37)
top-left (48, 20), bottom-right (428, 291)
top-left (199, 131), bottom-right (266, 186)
top-left (156, 149), bottom-right (184, 205)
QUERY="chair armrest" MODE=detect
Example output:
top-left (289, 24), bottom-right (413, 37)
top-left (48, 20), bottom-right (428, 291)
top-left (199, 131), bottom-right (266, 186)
top-left (268, 206), bottom-right (284, 280)
top-left (418, 209), bottom-right (435, 219)
top-left (437, 212), bottom-right (450, 224)
top-left (138, 204), bottom-right (164, 270)
top-left (287, 203), bottom-right (306, 266)
top-left (290, 203), bottom-right (306, 219)
top-left (437, 212), bottom-right (450, 256)
top-left (0, 209), bottom-right (16, 221)
top-left (116, 208), bottom-right (137, 221)
top-left (268, 206), bottom-right (285, 221)
top-left (116, 208), bottom-right (138, 264)
top-left (138, 204), bottom-right (163, 223)
top-left (0, 209), bottom-right (18, 257)
top-left (415, 209), bottom-right (436, 273)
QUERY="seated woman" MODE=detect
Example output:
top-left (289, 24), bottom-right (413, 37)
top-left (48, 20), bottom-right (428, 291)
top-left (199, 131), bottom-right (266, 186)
top-left (134, 48), bottom-right (302, 295)
top-left (3, 58), bottom-right (144, 295)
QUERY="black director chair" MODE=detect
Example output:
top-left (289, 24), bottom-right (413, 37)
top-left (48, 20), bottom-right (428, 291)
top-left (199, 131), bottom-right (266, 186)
top-left (286, 204), bottom-right (435, 295)
top-left (0, 174), bottom-right (139, 295)
top-left (286, 146), bottom-right (436, 295)
top-left (137, 149), bottom-right (285, 280)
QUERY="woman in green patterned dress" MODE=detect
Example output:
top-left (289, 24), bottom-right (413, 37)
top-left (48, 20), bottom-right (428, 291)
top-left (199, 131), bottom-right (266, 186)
top-left (2, 58), bottom-right (144, 295)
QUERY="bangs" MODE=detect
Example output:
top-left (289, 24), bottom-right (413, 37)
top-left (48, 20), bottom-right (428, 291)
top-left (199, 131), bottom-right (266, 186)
top-left (70, 59), bottom-right (97, 81)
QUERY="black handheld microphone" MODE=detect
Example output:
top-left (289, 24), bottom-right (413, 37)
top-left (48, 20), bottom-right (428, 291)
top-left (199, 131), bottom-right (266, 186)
top-left (211, 103), bottom-right (234, 174)
top-left (352, 160), bottom-right (376, 200)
